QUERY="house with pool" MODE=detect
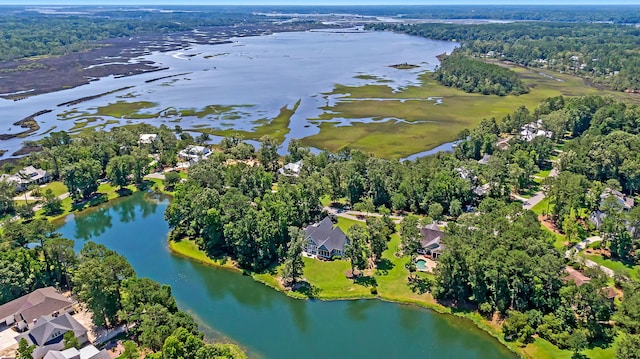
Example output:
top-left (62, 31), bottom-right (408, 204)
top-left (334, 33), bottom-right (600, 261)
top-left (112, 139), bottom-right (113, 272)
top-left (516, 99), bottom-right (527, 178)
top-left (303, 217), bottom-right (348, 259)
top-left (418, 223), bottom-right (446, 260)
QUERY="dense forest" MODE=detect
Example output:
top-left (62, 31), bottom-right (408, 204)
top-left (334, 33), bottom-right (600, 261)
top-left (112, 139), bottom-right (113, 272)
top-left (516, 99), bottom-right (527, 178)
top-left (0, 8), bottom-right (260, 61)
top-left (0, 220), bottom-right (245, 359)
top-left (435, 52), bottom-right (529, 95)
top-left (367, 21), bottom-right (640, 91)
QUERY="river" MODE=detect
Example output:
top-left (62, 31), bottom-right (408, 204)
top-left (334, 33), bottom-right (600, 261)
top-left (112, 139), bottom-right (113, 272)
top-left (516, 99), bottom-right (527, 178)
top-left (56, 192), bottom-right (516, 359)
top-left (0, 29), bottom-right (457, 158)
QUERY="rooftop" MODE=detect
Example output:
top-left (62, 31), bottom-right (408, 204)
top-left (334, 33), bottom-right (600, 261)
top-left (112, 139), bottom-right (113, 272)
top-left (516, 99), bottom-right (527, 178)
top-left (0, 287), bottom-right (73, 325)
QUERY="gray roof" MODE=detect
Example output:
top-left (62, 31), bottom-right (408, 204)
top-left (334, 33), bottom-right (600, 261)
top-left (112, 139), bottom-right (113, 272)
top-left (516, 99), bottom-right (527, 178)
top-left (0, 287), bottom-right (73, 324)
top-left (21, 313), bottom-right (87, 346)
top-left (44, 345), bottom-right (110, 359)
top-left (420, 224), bottom-right (446, 254)
top-left (305, 217), bottom-right (348, 253)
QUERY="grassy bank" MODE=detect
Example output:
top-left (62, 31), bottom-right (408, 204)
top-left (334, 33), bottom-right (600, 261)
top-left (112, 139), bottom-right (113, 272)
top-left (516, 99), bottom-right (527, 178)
top-left (302, 66), bottom-right (639, 159)
top-left (169, 216), bottom-right (572, 358)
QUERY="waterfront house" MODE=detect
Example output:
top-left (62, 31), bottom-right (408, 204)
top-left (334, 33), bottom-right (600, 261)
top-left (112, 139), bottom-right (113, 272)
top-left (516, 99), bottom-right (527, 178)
top-left (304, 217), bottom-right (348, 259)
top-left (520, 120), bottom-right (553, 142)
top-left (0, 287), bottom-right (74, 332)
top-left (0, 166), bottom-right (50, 192)
top-left (17, 313), bottom-right (88, 359)
top-left (418, 223), bottom-right (446, 260)
top-left (178, 145), bottom-right (211, 163)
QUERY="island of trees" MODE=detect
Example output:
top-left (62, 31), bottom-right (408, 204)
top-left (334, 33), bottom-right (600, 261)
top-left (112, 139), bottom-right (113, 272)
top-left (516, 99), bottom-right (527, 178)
top-left (435, 52), bottom-right (529, 96)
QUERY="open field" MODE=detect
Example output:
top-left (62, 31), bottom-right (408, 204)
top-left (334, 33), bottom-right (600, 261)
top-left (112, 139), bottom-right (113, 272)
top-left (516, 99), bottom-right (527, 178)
top-left (302, 66), bottom-right (640, 158)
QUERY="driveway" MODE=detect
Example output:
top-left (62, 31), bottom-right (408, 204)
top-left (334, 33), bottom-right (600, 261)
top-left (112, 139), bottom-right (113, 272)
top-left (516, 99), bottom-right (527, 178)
top-left (564, 236), bottom-right (616, 278)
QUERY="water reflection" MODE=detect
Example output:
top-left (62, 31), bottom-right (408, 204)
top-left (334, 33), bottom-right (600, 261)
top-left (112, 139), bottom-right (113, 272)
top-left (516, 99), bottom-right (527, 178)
top-left (73, 208), bottom-right (113, 240)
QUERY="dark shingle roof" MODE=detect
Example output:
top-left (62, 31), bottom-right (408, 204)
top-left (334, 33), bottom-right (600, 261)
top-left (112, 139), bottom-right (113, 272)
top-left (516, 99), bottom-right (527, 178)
top-left (420, 224), bottom-right (446, 253)
top-left (22, 313), bottom-right (86, 346)
top-left (305, 217), bottom-right (347, 253)
top-left (0, 287), bottom-right (73, 324)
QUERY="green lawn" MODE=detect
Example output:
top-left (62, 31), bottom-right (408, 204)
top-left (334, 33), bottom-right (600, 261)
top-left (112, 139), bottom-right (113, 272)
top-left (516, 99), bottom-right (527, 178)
top-left (581, 252), bottom-right (640, 280)
top-left (531, 197), bottom-right (550, 216)
top-left (41, 181), bottom-right (68, 196)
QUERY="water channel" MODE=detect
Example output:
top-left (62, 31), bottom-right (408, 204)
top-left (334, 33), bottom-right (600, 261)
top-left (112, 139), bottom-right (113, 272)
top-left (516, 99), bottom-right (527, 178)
top-left (56, 192), bottom-right (516, 359)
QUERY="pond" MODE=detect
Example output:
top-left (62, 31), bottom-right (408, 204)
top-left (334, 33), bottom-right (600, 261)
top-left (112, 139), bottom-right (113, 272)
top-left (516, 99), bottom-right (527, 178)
top-left (56, 192), bottom-right (516, 359)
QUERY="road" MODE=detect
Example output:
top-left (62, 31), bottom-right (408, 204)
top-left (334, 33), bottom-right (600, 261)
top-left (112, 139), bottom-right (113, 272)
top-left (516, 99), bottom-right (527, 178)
top-left (564, 236), bottom-right (615, 278)
top-left (323, 206), bottom-right (403, 224)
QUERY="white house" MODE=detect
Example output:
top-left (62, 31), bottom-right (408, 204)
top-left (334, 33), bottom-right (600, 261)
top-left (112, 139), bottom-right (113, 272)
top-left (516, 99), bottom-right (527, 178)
top-left (138, 133), bottom-right (158, 145)
top-left (44, 345), bottom-right (110, 359)
top-left (520, 120), bottom-right (553, 142)
top-left (178, 145), bottom-right (211, 163)
top-left (278, 160), bottom-right (303, 177)
top-left (0, 166), bottom-right (50, 192)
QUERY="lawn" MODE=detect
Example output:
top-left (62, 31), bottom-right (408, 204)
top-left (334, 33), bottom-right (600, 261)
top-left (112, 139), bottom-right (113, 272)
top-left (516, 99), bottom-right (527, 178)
top-left (41, 181), bottom-right (68, 196)
top-left (301, 66), bottom-right (639, 159)
top-left (523, 337), bottom-right (616, 359)
top-left (581, 252), bottom-right (640, 280)
top-left (531, 197), bottom-right (550, 215)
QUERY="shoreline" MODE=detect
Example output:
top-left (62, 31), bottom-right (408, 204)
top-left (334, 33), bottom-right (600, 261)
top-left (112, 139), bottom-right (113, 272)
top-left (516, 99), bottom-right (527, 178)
top-left (168, 238), bottom-right (525, 358)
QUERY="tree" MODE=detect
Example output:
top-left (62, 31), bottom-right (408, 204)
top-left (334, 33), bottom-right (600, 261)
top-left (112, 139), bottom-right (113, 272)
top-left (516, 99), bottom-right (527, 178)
top-left (568, 329), bottom-right (588, 356)
top-left (106, 155), bottom-right (134, 188)
top-left (366, 217), bottom-right (389, 265)
top-left (281, 227), bottom-right (305, 286)
top-left (449, 199), bottom-right (463, 217)
top-left (63, 331), bottom-right (80, 349)
top-left (259, 135), bottom-right (279, 172)
top-left (400, 215), bottom-right (421, 256)
top-left (345, 225), bottom-right (369, 279)
top-left (44, 237), bottom-right (76, 289)
top-left (616, 334), bottom-right (640, 359)
top-left (16, 338), bottom-right (34, 359)
top-left (42, 188), bottom-right (63, 216)
top-left (120, 340), bottom-right (140, 359)
top-left (164, 172), bottom-right (181, 190)
top-left (74, 242), bottom-right (135, 327)
top-left (428, 202), bottom-right (444, 220)
top-left (62, 159), bottom-right (101, 199)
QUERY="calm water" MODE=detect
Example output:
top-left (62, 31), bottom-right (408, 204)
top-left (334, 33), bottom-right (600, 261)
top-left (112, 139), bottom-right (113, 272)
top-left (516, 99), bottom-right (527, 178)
top-left (0, 30), bottom-right (457, 157)
top-left (57, 192), bottom-right (516, 359)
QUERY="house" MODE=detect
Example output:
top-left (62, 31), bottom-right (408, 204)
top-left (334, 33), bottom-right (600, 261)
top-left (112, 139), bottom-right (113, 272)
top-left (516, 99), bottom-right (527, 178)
top-left (138, 133), bottom-right (158, 145)
top-left (589, 188), bottom-right (635, 229)
top-left (18, 313), bottom-right (88, 359)
top-left (0, 287), bottom-right (74, 331)
top-left (418, 223), bottom-right (446, 260)
top-left (43, 345), bottom-right (110, 359)
top-left (303, 217), bottom-right (348, 259)
top-left (478, 154), bottom-right (492, 165)
top-left (278, 160), bottom-right (303, 177)
top-left (178, 145), bottom-right (211, 163)
top-left (601, 188), bottom-right (634, 211)
top-left (563, 267), bottom-right (591, 286)
top-left (520, 120), bottom-right (553, 142)
top-left (0, 166), bottom-right (50, 192)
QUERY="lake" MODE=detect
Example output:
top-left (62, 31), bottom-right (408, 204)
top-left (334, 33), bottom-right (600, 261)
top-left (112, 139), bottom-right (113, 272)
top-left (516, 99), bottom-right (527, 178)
top-left (56, 192), bottom-right (516, 359)
top-left (0, 29), bottom-right (457, 158)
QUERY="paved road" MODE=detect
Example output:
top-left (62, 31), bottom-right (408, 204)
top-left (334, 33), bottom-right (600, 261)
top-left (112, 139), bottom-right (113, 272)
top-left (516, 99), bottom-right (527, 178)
top-left (323, 206), bottom-right (403, 224)
top-left (564, 236), bottom-right (615, 277)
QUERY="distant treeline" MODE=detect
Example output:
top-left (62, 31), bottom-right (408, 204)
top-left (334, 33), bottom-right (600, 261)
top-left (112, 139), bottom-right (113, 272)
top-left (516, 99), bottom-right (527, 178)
top-left (367, 21), bottom-right (640, 92)
top-left (435, 52), bottom-right (528, 96)
top-left (0, 9), bottom-right (257, 62)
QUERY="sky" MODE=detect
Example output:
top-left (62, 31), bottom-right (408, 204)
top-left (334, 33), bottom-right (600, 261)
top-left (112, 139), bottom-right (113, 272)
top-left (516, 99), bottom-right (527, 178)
top-left (1, 0), bottom-right (639, 5)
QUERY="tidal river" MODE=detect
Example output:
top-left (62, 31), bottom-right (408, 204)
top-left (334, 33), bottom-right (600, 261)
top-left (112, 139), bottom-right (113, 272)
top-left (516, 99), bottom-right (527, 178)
top-left (57, 192), bottom-right (516, 359)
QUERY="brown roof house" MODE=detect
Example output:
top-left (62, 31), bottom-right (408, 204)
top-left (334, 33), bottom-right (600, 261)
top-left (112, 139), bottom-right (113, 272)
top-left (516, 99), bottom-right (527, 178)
top-left (17, 313), bottom-right (88, 359)
top-left (418, 223), bottom-right (446, 259)
top-left (0, 287), bottom-right (74, 332)
top-left (304, 217), bottom-right (348, 260)
top-left (563, 267), bottom-right (591, 287)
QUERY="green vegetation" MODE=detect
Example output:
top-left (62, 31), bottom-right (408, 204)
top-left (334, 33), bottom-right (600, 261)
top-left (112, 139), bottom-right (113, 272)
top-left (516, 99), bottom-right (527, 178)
top-left (94, 101), bottom-right (158, 119)
top-left (435, 52), bottom-right (529, 95)
top-left (369, 21), bottom-right (640, 91)
top-left (303, 67), bottom-right (637, 158)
